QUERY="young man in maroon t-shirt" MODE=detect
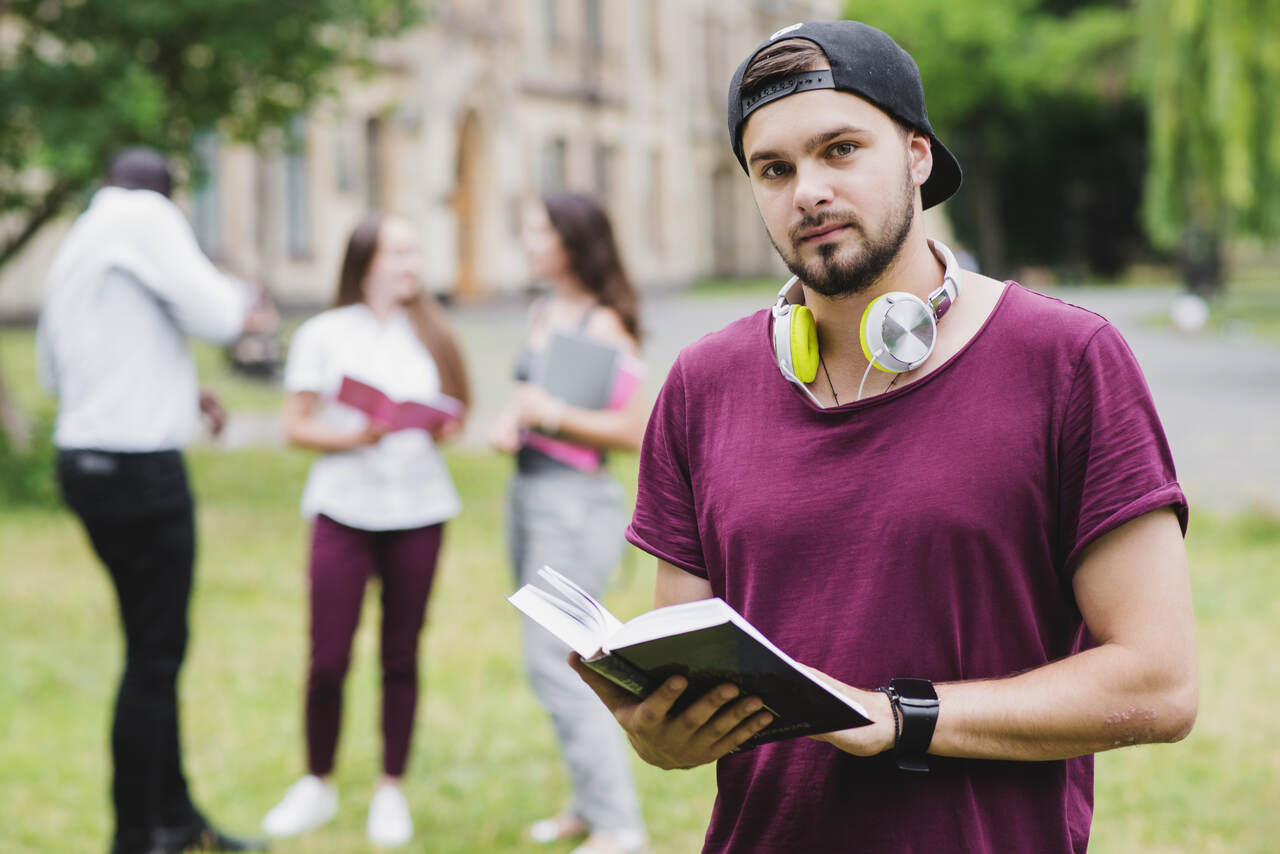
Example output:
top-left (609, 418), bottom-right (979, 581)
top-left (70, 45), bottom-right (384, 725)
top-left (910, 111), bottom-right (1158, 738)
top-left (570, 20), bottom-right (1197, 854)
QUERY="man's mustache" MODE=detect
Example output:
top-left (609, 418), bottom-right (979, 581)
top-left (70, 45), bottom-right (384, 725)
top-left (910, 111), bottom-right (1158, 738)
top-left (788, 212), bottom-right (864, 245)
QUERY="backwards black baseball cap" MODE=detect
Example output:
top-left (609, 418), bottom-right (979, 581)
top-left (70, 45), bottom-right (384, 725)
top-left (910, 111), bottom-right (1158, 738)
top-left (728, 20), bottom-right (962, 210)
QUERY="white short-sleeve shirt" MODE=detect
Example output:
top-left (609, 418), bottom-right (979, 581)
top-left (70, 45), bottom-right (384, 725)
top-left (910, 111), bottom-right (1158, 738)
top-left (283, 304), bottom-right (461, 531)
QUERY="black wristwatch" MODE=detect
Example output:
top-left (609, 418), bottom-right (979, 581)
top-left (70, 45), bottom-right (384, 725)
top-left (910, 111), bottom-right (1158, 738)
top-left (889, 677), bottom-right (939, 772)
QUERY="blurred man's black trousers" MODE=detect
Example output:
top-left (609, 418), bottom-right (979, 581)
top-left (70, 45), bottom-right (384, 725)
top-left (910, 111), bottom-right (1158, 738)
top-left (57, 449), bottom-right (200, 852)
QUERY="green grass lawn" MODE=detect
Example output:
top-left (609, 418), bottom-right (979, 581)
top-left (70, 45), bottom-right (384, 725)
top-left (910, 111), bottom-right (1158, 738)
top-left (3, 298), bottom-right (1279, 852)
top-left (2, 443), bottom-right (1277, 853)
top-left (0, 446), bottom-right (718, 854)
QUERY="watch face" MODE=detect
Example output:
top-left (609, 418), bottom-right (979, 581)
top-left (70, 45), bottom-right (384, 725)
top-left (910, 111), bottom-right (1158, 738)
top-left (891, 677), bottom-right (938, 700)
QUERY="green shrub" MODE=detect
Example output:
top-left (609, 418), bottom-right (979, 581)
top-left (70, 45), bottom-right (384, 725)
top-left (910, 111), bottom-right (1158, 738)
top-left (0, 411), bottom-right (59, 508)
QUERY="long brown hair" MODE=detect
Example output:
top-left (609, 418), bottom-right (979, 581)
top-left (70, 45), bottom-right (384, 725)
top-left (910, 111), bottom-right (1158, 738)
top-left (543, 192), bottom-right (641, 343)
top-left (334, 213), bottom-right (472, 412)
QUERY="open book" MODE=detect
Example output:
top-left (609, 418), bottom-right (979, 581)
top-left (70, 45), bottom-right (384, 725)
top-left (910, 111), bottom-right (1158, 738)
top-left (337, 376), bottom-right (463, 433)
top-left (522, 331), bottom-right (645, 472)
top-left (509, 566), bottom-right (870, 749)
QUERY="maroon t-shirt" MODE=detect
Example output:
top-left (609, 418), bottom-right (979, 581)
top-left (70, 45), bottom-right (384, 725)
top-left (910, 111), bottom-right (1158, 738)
top-left (626, 283), bottom-right (1187, 854)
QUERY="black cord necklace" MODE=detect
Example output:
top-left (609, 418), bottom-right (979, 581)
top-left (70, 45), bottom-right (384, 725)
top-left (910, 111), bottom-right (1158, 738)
top-left (820, 354), bottom-right (840, 406)
top-left (820, 353), bottom-right (900, 406)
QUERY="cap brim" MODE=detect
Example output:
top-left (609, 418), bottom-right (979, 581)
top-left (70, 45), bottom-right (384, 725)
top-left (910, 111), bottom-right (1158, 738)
top-left (921, 134), bottom-right (962, 210)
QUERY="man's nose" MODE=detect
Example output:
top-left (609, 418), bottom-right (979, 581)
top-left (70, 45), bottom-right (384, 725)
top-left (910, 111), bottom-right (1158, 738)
top-left (792, 161), bottom-right (834, 214)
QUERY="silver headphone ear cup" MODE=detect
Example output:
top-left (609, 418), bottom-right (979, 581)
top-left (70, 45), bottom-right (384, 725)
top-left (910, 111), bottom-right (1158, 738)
top-left (862, 293), bottom-right (936, 372)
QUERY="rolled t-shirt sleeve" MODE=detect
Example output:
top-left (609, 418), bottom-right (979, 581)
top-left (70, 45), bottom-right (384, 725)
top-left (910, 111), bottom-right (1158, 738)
top-left (626, 357), bottom-right (709, 577)
top-left (1057, 323), bottom-right (1188, 571)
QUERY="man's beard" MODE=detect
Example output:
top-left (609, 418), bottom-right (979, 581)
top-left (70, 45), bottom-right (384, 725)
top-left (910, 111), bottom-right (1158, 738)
top-left (772, 167), bottom-right (915, 298)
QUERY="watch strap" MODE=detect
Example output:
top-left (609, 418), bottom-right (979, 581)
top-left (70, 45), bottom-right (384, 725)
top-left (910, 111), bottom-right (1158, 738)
top-left (889, 677), bottom-right (938, 772)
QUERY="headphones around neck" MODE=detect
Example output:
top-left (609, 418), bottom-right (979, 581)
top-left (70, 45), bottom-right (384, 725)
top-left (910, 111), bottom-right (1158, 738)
top-left (771, 238), bottom-right (962, 401)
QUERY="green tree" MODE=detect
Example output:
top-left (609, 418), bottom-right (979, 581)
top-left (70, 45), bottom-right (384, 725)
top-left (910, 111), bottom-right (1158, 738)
top-left (843, 0), bottom-right (1141, 278)
top-left (1140, 0), bottom-right (1280, 294)
top-left (0, 0), bottom-right (422, 270)
top-left (0, 0), bottom-right (421, 452)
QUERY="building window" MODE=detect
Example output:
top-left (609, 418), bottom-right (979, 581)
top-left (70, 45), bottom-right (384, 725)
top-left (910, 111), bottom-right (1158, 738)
top-left (191, 132), bottom-right (221, 256)
top-left (541, 0), bottom-right (559, 47)
top-left (365, 115), bottom-right (384, 209)
top-left (647, 149), bottom-right (663, 250)
top-left (649, 0), bottom-right (662, 71)
top-left (704, 14), bottom-right (725, 105)
top-left (593, 141), bottom-right (614, 208)
top-left (585, 0), bottom-right (602, 55)
top-left (712, 163), bottom-right (737, 275)
top-left (284, 115), bottom-right (311, 259)
top-left (335, 126), bottom-right (354, 194)
top-left (541, 137), bottom-right (567, 192)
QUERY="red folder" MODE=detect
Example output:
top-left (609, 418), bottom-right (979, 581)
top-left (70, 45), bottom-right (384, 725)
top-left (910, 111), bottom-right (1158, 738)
top-left (336, 376), bottom-right (463, 432)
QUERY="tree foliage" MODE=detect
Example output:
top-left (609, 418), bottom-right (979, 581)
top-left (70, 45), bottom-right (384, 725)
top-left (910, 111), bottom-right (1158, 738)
top-left (842, 0), bottom-right (1144, 278)
top-left (0, 0), bottom-right (422, 269)
top-left (1140, 0), bottom-right (1280, 289)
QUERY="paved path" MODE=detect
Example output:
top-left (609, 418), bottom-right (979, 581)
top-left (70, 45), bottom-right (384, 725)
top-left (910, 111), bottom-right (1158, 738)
top-left (1051, 286), bottom-right (1280, 515)
top-left (220, 283), bottom-right (1280, 515)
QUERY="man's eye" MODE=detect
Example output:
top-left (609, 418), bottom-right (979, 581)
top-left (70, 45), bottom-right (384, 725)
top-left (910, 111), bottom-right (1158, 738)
top-left (830, 142), bottom-right (856, 157)
top-left (761, 162), bottom-right (790, 179)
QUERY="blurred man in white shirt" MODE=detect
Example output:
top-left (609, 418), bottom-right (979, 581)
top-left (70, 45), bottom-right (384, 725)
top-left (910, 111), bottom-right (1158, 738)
top-left (38, 147), bottom-right (273, 854)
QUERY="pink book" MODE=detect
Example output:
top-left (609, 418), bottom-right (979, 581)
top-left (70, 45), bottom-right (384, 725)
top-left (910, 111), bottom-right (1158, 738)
top-left (336, 376), bottom-right (463, 433)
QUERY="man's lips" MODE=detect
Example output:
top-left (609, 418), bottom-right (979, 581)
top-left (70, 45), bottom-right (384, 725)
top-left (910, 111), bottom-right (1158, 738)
top-left (797, 223), bottom-right (850, 243)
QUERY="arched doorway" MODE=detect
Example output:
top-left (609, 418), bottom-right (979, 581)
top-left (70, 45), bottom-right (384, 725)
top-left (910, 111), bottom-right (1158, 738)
top-left (453, 110), bottom-right (481, 301)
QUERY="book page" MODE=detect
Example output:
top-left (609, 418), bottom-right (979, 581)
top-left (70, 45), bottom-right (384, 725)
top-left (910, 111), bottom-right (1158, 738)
top-left (606, 598), bottom-right (738, 651)
top-left (507, 585), bottom-right (604, 658)
top-left (537, 566), bottom-right (624, 638)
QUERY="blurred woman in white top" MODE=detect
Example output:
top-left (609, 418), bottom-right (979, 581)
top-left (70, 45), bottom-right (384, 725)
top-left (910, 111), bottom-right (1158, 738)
top-left (261, 213), bottom-right (470, 848)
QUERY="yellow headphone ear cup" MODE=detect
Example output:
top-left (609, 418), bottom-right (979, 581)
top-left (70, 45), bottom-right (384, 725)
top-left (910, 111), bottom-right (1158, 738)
top-left (860, 297), bottom-right (888, 371)
top-left (790, 305), bottom-right (819, 383)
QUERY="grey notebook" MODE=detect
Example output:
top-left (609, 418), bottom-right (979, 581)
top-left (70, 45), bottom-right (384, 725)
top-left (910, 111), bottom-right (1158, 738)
top-left (534, 331), bottom-right (623, 410)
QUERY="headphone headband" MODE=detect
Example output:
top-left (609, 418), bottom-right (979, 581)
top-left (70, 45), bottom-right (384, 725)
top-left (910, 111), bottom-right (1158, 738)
top-left (773, 276), bottom-right (803, 312)
top-left (924, 239), bottom-right (960, 322)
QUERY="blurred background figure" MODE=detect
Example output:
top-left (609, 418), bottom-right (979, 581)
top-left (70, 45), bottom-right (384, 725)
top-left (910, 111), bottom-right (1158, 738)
top-left (35, 146), bottom-right (273, 854)
top-left (261, 213), bottom-right (470, 848)
top-left (1169, 292), bottom-right (1210, 333)
top-left (488, 192), bottom-right (650, 854)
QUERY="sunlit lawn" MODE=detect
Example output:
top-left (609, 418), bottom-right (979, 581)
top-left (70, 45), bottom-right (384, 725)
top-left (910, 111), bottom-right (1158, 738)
top-left (2, 442), bottom-right (1277, 853)
top-left (0, 445), bottom-right (719, 854)
top-left (2, 288), bottom-right (1278, 853)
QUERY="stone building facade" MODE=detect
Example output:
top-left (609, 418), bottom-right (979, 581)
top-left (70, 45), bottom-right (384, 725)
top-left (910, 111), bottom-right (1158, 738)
top-left (1, 0), bottom-right (841, 316)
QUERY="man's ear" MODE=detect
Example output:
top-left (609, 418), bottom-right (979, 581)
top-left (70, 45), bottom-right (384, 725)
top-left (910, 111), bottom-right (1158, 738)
top-left (908, 132), bottom-right (934, 189)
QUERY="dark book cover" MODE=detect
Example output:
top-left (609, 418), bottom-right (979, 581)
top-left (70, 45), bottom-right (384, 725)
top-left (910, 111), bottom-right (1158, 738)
top-left (509, 565), bottom-right (870, 751)
top-left (587, 623), bottom-right (870, 749)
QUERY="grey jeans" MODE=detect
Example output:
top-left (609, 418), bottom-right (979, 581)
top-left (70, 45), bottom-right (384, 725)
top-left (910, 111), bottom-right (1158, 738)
top-left (507, 467), bottom-right (645, 835)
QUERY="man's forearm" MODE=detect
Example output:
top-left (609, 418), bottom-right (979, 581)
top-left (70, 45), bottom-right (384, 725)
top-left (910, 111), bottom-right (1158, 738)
top-left (929, 641), bottom-right (1198, 762)
top-left (815, 510), bottom-right (1198, 764)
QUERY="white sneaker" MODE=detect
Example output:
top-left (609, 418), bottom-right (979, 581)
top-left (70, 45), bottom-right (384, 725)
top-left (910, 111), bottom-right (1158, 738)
top-left (569, 828), bottom-right (649, 854)
top-left (367, 783), bottom-right (413, 847)
top-left (261, 775), bottom-right (338, 837)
